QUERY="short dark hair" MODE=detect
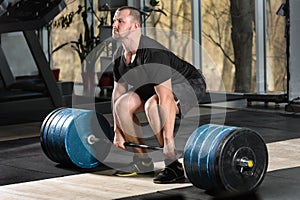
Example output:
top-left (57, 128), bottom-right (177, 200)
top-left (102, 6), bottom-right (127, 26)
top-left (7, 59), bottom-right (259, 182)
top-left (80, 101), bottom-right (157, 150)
top-left (117, 6), bottom-right (142, 24)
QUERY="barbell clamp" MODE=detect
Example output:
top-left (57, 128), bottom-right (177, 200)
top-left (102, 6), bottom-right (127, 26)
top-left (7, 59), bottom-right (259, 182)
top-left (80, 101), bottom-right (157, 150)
top-left (86, 134), bottom-right (111, 145)
top-left (237, 157), bottom-right (254, 176)
top-left (86, 134), bottom-right (100, 145)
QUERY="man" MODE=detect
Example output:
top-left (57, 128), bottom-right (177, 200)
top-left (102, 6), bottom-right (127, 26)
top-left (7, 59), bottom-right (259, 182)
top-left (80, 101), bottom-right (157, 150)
top-left (111, 6), bottom-right (206, 183)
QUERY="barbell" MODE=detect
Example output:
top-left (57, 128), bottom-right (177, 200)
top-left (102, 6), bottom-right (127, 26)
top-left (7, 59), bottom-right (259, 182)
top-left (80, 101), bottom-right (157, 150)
top-left (40, 107), bottom-right (268, 193)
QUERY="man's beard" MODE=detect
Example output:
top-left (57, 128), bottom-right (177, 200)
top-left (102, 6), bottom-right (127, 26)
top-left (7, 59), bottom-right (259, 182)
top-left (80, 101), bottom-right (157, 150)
top-left (112, 28), bottom-right (132, 41)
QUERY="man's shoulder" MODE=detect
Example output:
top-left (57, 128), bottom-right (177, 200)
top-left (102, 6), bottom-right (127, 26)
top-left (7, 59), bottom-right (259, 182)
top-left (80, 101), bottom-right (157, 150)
top-left (140, 35), bottom-right (168, 51)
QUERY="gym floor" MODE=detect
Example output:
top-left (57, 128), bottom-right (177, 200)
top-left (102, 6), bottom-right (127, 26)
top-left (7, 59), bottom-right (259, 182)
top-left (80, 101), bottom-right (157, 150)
top-left (1, 98), bottom-right (300, 200)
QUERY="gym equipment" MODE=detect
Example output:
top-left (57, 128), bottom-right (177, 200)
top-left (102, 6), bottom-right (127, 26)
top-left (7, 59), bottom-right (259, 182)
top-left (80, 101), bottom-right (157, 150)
top-left (0, 0), bottom-right (67, 109)
top-left (40, 108), bottom-right (268, 193)
top-left (40, 107), bottom-right (113, 168)
top-left (183, 124), bottom-right (268, 193)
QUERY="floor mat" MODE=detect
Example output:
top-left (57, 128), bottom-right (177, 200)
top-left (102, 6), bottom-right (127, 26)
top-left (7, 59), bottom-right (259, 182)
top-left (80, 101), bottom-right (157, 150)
top-left (0, 137), bottom-right (108, 186)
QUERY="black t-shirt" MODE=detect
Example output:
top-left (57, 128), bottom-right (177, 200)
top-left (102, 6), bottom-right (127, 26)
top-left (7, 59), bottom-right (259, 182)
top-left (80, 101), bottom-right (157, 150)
top-left (112, 35), bottom-right (204, 100)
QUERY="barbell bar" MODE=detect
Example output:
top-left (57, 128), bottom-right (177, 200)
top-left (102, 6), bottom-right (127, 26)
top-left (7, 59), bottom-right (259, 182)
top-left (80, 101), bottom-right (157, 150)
top-left (40, 107), bottom-right (268, 193)
top-left (124, 142), bottom-right (163, 151)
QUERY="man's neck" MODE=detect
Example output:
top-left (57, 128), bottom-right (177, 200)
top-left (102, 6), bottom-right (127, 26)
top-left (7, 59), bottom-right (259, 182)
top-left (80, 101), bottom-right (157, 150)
top-left (122, 34), bottom-right (141, 55)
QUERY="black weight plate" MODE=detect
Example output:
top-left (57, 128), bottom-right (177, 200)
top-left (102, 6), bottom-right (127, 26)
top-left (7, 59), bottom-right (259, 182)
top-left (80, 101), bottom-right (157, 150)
top-left (215, 128), bottom-right (268, 193)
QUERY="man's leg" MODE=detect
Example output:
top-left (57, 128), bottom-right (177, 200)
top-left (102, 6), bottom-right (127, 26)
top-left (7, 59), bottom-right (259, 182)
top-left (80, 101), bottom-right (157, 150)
top-left (144, 95), bottom-right (185, 183)
top-left (114, 91), bottom-right (146, 156)
top-left (144, 95), bottom-right (164, 146)
top-left (114, 91), bottom-right (154, 176)
top-left (144, 94), bottom-right (179, 159)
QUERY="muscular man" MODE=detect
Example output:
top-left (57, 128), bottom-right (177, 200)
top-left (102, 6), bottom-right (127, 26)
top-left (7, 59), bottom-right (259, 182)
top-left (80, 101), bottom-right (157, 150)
top-left (111, 6), bottom-right (206, 183)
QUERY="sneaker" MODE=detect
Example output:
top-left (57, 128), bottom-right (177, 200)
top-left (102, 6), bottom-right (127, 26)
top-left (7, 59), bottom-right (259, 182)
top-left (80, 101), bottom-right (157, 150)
top-left (153, 160), bottom-right (185, 184)
top-left (114, 156), bottom-right (154, 177)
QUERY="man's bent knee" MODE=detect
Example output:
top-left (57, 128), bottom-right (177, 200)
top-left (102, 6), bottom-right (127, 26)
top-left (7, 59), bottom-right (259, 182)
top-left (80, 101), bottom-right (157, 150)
top-left (144, 95), bottom-right (158, 116)
top-left (114, 92), bottom-right (144, 115)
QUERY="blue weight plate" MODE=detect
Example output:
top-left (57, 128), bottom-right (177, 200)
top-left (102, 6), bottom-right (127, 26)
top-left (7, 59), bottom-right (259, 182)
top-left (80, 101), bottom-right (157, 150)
top-left (184, 124), bottom-right (211, 189)
top-left (184, 124), bottom-right (238, 191)
top-left (206, 125), bottom-right (236, 190)
top-left (52, 108), bottom-right (75, 165)
top-left (199, 125), bottom-right (235, 190)
top-left (184, 124), bottom-right (207, 187)
top-left (40, 107), bottom-right (64, 144)
top-left (64, 109), bottom-right (100, 168)
top-left (41, 108), bottom-right (67, 163)
top-left (196, 125), bottom-right (218, 189)
top-left (46, 108), bottom-right (73, 164)
top-left (40, 108), bottom-right (62, 161)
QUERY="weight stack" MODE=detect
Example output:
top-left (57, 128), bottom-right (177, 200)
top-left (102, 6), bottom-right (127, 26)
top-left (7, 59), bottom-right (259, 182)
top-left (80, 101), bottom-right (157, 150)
top-left (40, 108), bottom-right (112, 169)
top-left (183, 124), bottom-right (268, 193)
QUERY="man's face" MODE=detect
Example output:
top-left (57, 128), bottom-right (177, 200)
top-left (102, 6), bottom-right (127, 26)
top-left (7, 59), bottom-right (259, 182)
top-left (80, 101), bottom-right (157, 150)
top-left (112, 9), bottom-right (138, 40)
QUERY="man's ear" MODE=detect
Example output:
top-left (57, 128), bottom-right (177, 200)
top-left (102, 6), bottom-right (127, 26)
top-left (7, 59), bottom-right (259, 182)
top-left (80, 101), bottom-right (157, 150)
top-left (134, 23), bottom-right (141, 29)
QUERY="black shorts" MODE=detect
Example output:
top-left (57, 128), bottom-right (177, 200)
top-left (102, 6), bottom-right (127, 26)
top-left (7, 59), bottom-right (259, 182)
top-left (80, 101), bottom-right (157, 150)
top-left (173, 77), bottom-right (206, 117)
top-left (132, 77), bottom-right (206, 118)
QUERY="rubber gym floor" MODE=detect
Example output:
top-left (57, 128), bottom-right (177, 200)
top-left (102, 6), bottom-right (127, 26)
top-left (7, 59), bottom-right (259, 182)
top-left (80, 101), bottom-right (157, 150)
top-left (1, 98), bottom-right (300, 200)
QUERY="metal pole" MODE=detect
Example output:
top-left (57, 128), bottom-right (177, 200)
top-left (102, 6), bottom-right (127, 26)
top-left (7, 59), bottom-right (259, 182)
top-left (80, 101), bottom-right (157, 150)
top-left (191, 0), bottom-right (202, 70)
top-left (255, 0), bottom-right (267, 93)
